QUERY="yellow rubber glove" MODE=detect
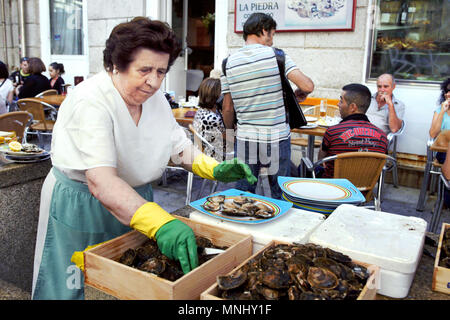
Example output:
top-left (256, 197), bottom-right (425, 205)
top-left (130, 202), bottom-right (198, 273)
top-left (191, 153), bottom-right (218, 180)
top-left (130, 202), bottom-right (176, 238)
top-left (71, 241), bottom-right (109, 271)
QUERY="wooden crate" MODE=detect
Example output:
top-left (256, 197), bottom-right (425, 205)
top-left (84, 216), bottom-right (253, 300)
top-left (432, 223), bottom-right (450, 294)
top-left (201, 240), bottom-right (380, 300)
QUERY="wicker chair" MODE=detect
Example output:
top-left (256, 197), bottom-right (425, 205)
top-left (35, 89), bottom-right (58, 97)
top-left (16, 98), bottom-right (57, 144)
top-left (0, 111), bottom-right (33, 143)
top-left (300, 151), bottom-right (396, 211)
top-left (292, 105), bottom-right (340, 155)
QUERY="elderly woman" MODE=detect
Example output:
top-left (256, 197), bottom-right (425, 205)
top-left (15, 57), bottom-right (51, 98)
top-left (32, 17), bottom-right (256, 300)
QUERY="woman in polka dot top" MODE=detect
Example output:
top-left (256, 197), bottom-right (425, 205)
top-left (193, 77), bottom-right (226, 161)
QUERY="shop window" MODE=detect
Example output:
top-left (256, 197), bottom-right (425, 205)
top-left (49, 0), bottom-right (84, 55)
top-left (368, 0), bottom-right (449, 83)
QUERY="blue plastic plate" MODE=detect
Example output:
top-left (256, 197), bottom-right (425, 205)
top-left (189, 188), bottom-right (293, 224)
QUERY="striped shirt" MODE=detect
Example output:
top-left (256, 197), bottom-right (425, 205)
top-left (221, 44), bottom-right (298, 143)
top-left (322, 114), bottom-right (388, 178)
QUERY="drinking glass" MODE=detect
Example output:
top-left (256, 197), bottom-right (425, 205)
top-left (319, 99), bottom-right (327, 119)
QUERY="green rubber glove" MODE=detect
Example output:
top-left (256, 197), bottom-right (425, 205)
top-left (213, 157), bottom-right (257, 184)
top-left (155, 219), bottom-right (199, 274)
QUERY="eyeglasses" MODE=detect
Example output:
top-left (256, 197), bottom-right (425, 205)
top-left (20, 57), bottom-right (29, 62)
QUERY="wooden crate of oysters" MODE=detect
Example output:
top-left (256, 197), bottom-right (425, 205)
top-left (432, 223), bottom-right (450, 295)
top-left (84, 216), bottom-right (252, 300)
top-left (201, 241), bottom-right (379, 300)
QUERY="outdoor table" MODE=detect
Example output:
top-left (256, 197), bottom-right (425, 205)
top-left (34, 94), bottom-right (66, 106)
top-left (291, 126), bottom-right (326, 161)
top-left (172, 107), bottom-right (197, 126)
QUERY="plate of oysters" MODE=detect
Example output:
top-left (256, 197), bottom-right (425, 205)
top-left (189, 189), bottom-right (293, 224)
top-left (0, 142), bottom-right (49, 162)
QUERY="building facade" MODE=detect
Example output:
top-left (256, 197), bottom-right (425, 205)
top-left (0, 0), bottom-right (448, 159)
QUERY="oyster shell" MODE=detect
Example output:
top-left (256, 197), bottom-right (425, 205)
top-left (138, 258), bottom-right (166, 275)
top-left (217, 270), bottom-right (247, 290)
top-left (260, 268), bottom-right (291, 289)
top-left (233, 196), bottom-right (254, 205)
top-left (307, 267), bottom-right (339, 290)
top-left (207, 195), bottom-right (226, 204)
top-left (119, 248), bottom-right (136, 266)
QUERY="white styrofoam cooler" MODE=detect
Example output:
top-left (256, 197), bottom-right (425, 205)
top-left (189, 207), bottom-right (326, 253)
top-left (308, 204), bottom-right (427, 298)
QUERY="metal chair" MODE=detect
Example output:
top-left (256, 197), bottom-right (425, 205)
top-left (384, 120), bottom-right (405, 188)
top-left (35, 89), bottom-right (58, 97)
top-left (16, 98), bottom-right (57, 145)
top-left (430, 173), bottom-right (449, 233)
top-left (161, 127), bottom-right (194, 206)
top-left (300, 151), bottom-right (396, 211)
top-left (188, 124), bottom-right (233, 199)
top-left (0, 111), bottom-right (33, 143)
top-left (416, 130), bottom-right (450, 211)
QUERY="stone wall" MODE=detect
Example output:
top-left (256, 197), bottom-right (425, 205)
top-left (86, 0), bottom-right (145, 75)
top-left (0, 0), bottom-right (41, 71)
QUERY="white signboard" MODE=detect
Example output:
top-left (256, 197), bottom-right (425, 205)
top-left (234, 0), bottom-right (356, 32)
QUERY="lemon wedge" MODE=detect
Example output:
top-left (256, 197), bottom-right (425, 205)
top-left (8, 141), bottom-right (22, 152)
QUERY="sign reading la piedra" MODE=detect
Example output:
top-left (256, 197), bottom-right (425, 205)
top-left (235, 1), bottom-right (283, 32)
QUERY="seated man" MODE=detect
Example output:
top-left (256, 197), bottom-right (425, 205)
top-left (366, 73), bottom-right (404, 134)
top-left (317, 83), bottom-right (388, 178)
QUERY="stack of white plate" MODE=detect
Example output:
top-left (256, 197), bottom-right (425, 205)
top-left (278, 176), bottom-right (365, 215)
top-left (0, 144), bottom-right (50, 163)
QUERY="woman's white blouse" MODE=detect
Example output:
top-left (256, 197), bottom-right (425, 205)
top-left (51, 71), bottom-right (192, 187)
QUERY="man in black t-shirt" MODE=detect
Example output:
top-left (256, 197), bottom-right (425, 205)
top-left (317, 83), bottom-right (388, 178)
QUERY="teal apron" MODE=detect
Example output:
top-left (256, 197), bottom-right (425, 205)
top-left (32, 167), bottom-right (153, 300)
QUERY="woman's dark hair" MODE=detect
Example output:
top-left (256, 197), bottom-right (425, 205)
top-left (243, 12), bottom-right (277, 41)
top-left (27, 57), bottom-right (46, 74)
top-left (439, 78), bottom-right (450, 104)
top-left (103, 17), bottom-right (182, 73)
top-left (342, 83), bottom-right (372, 113)
top-left (198, 77), bottom-right (221, 109)
top-left (50, 62), bottom-right (65, 75)
top-left (0, 61), bottom-right (9, 79)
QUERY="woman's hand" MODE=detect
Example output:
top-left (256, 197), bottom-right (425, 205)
top-left (442, 100), bottom-right (450, 113)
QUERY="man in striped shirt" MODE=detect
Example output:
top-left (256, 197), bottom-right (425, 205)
top-left (318, 83), bottom-right (388, 178)
top-left (221, 12), bottom-right (314, 199)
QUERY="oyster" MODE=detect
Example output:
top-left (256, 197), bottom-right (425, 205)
top-left (138, 258), bottom-right (166, 275)
top-left (207, 195), bottom-right (225, 204)
top-left (233, 196), bottom-right (255, 205)
top-left (119, 248), bottom-right (136, 266)
top-left (136, 243), bottom-right (158, 261)
top-left (260, 268), bottom-right (291, 289)
top-left (255, 283), bottom-right (282, 300)
top-left (254, 209), bottom-right (275, 219)
top-left (217, 270), bottom-right (247, 290)
top-left (307, 267), bottom-right (339, 290)
top-left (202, 202), bottom-right (221, 212)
